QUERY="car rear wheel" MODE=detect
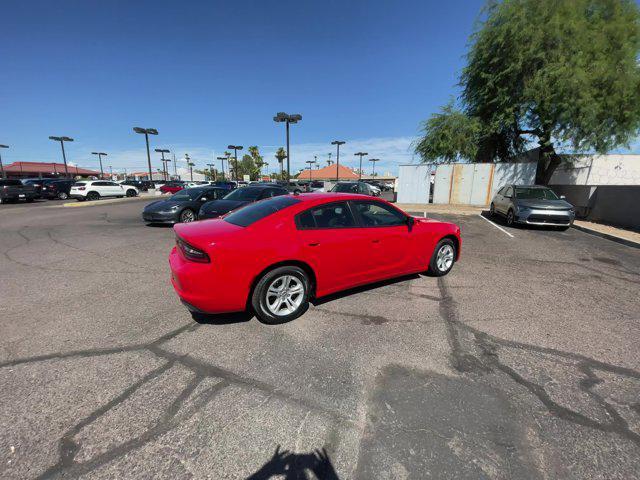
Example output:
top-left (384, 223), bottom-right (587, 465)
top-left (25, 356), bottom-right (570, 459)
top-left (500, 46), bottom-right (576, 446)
top-left (251, 266), bottom-right (310, 324)
top-left (126, 189), bottom-right (137, 197)
top-left (179, 209), bottom-right (196, 223)
top-left (87, 191), bottom-right (100, 201)
top-left (58, 192), bottom-right (68, 200)
top-left (427, 239), bottom-right (456, 277)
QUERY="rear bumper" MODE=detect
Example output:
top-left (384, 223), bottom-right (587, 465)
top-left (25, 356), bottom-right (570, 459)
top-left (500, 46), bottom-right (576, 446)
top-left (169, 247), bottom-right (247, 314)
top-left (0, 192), bottom-right (36, 200)
top-left (516, 208), bottom-right (574, 226)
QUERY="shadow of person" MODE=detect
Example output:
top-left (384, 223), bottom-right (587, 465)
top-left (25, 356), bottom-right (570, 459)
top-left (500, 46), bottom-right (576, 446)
top-left (247, 445), bottom-right (340, 480)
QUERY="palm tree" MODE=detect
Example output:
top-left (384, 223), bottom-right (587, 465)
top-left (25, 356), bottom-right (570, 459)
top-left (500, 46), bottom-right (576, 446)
top-left (275, 147), bottom-right (287, 179)
top-left (248, 146), bottom-right (264, 180)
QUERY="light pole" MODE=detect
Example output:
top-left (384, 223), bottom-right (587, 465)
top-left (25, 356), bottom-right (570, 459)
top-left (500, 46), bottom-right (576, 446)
top-left (227, 145), bottom-right (243, 180)
top-left (354, 152), bottom-right (368, 180)
top-left (306, 160), bottom-right (315, 181)
top-left (369, 158), bottom-right (380, 177)
top-left (273, 112), bottom-right (302, 181)
top-left (155, 148), bottom-right (170, 181)
top-left (91, 152), bottom-right (107, 179)
top-left (327, 152), bottom-right (333, 166)
top-left (108, 165), bottom-right (113, 178)
top-left (133, 127), bottom-right (158, 182)
top-left (331, 140), bottom-right (345, 181)
top-left (49, 136), bottom-right (74, 178)
top-left (207, 163), bottom-right (215, 181)
top-left (0, 144), bottom-right (8, 178)
top-left (216, 156), bottom-right (227, 180)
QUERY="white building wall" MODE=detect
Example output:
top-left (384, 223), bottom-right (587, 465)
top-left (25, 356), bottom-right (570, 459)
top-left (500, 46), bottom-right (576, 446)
top-left (550, 154), bottom-right (640, 186)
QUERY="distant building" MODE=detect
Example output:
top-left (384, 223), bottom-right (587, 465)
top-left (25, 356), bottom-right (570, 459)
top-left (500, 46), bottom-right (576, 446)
top-left (4, 161), bottom-right (100, 178)
top-left (296, 164), bottom-right (359, 181)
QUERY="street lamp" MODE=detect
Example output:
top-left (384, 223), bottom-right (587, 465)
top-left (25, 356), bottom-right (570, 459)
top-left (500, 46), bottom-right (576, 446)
top-left (155, 148), bottom-right (170, 181)
top-left (49, 136), bottom-right (74, 178)
top-left (273, 112), bottom-right (302, 181)
top-left (108, 165), bottom-right (113, 178)
top-left (0, 144), bottom-right (8, 179)
top-left (133, 127), bottom-right (158, 182)
top-left (206, 163), bottom-right (215, 181)
top-left (369, 158), bottom-right (380, 177)
top-left (91, 152), bottom-right (107, 179)
top-left (216, 156), bottom-right (228, 180)
top-left (354, 152), bottom-right (368, 180)
top-left (227, 145), bottom-right (243, 181)
top-left (331, 140), bottom-right (345, 181)
top-left (306, 160), bottom-right (316, 181)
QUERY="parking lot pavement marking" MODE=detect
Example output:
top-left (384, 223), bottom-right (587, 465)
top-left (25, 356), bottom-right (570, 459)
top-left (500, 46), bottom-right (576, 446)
top-left (477, 213), bottom-right (514, 238)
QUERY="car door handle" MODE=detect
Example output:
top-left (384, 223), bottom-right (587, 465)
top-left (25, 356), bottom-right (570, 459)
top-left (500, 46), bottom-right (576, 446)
top-left (308, 242), bottom-right (320, 247)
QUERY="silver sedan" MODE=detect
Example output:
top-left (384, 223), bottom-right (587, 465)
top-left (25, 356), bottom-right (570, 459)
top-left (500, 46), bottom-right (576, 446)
top-left (490, 185), bottom-right (575, 229)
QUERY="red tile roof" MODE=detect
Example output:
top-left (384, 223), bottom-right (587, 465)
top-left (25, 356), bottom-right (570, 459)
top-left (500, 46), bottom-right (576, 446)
top-left (296, 164), bottom-right (359, 180)
top-left (4, 162), bottom-right (100, 176)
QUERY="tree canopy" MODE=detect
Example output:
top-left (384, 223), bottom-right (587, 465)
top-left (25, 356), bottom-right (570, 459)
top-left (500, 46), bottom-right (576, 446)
top-left (416, 0), bottom-right (640, 183)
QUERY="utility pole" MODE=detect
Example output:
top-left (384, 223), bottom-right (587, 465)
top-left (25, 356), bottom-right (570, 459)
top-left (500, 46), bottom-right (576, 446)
top-left (0, 144), bottom-right (9, 179)
top-left (49, 136), bottom-right (74, 178)
top-left (273, 112), bottom-right (302, 181)
top-left (91, 152), bottom-right (107, 179)
top-left (354, 152), bottom-right (368, 180)
top-left (207, 163), bottom-right (215, 181)
top-left (133, 127), bottom-right (158, 182)
top-left (369, 158), bottom-right (380, 177)
top-left (227, 145), bottom-right (243, 181)
top-left (306, 160), bottom-right (315, 181)
top-left (155, 149), bottom-right (170, 181)
top-left (216, 156), bottom-right (228, 180)
top-left (331, 140), bottom-right (345, 181)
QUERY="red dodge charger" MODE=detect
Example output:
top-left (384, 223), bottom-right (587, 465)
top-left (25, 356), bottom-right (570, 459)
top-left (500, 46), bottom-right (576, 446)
top-left (170, 193), bottom-right (461, 324)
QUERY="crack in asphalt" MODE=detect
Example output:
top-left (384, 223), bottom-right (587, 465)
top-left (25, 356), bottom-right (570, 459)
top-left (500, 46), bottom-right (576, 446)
top-left (437, 277), bottom-right (640, 447)
top-left (2, 322), bottom-right (355, 479)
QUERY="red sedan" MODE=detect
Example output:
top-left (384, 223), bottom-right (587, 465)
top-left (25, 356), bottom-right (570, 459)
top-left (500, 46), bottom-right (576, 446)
top-left (160, 182), bottom-right (185, 194)
top-left (170, 193), bottom-right (461, 324)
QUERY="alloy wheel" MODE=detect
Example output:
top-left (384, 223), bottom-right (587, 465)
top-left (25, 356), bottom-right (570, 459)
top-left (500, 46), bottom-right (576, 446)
top-left (436, 244), bottom-right (455, 272)
top-left (58, 192), bottom-right (68, 200)
top-left (180, 209), bottom-right (195, 223)
top-left (507, 210), bottom-right (514, 226)
top-left (265, 275), bottom-right (305, 316)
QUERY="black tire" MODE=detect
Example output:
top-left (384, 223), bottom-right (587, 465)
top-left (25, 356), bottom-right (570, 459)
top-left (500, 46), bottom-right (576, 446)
top-left (58, 192), bottom-right (68, 200)
top-left (426, 238), bottom-right (457, 277)
top-left (489, 203), bottom-right (496, 217)
top-left (76, 197), bottom-right (85, 202)
top-left (87, 191), bottom-right (100, 201)
top-left (26, 198), bottom-right (35, 203)
top-left (126, 189), bottom-right (137, 197)
top-left (506, 209), bottom-right (515, 226)
top-left (179, 209), bottom-right (196, 223)
top-left (251, 266), bottom-right (310, 324)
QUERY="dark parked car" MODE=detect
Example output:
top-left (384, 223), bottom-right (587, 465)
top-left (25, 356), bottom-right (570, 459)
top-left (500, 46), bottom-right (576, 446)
top-left (121, 180), bottom-right (153, 191)
top-left (21, 178), bottom-right (46, 198)
top-left (142, 186), bottom-right (227, 224)
top-left (41, 179), bottom-right (75, 199)
top-left (198, 185), bottom-right (288, 220)
top-left (272, 181), bottom-right (305, 194)
top-left (330, 181), bottom-right (378, 196)
top-left (211, 181), bottom-right (237, 191)
top-left (0, 179), bottom-right (37, 204)
top-left (490, 184), bottom-right (575, 229)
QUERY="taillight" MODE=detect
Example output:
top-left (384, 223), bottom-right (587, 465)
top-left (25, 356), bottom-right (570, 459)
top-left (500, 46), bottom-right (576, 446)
top-left (176, 237), bottom-right (210, 263)
top-left (78, 187), bottom-right (86, 191)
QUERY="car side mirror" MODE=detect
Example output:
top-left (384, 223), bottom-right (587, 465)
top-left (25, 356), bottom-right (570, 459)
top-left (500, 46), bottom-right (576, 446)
top-left (406, 216), bottom-right (415, 231)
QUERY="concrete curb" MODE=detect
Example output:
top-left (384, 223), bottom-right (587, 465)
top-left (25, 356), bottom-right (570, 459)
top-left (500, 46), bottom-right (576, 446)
top-left (61, 195), bottom-right (158, 208)
top-left (571, 224), bottom-right (640, 249)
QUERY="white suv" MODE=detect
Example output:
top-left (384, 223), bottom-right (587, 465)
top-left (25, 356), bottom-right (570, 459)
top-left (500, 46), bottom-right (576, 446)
top-left (70, 181), bottom-right (138, 202)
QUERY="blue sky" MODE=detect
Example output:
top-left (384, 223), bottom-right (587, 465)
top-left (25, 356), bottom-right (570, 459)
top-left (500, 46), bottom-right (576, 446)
top-left (1, 0), bottom-right (636, 176)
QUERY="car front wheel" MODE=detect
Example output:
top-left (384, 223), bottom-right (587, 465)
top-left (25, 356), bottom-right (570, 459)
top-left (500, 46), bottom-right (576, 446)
top-left (126, 189), bottom-right (137, 197)
top-left (251, 266), bottom-right (310, 324)
top-left (179, 209), bottom-right (196, 223)
top-left (427, 239), bottom-right (456, 277)
top-left (506, 209), bottom-right (515, 226)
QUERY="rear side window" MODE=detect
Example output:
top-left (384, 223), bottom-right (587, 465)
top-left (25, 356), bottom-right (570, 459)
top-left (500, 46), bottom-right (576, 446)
top-left (0, 180), bottom-right (23, 186)
top-left (224, 196), bottom-right (300, 227)
top-left (296, 202), bottom-right (356, 229)
top-left (73, 182), bottom-right (86, 186)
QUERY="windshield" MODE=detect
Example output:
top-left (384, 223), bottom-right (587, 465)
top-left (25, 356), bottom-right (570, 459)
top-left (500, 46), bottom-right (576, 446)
top-left (171, 188), bottom-right (202, 201)
top-left (223, 188), bottom-right (264, 201)
top-left (331, 183), bottom-right (358, 193)
top-left (224, 196), bottom-right (300, 227)
top-left (515, 187), bottom-right (559, 200)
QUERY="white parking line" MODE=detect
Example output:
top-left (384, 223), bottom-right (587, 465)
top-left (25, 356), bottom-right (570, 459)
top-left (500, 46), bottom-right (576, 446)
top-left (478, 213), bottom-right (514, 238)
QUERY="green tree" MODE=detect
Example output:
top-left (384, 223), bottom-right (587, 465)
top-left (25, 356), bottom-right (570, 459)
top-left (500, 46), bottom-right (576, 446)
top-left (274, 147), bottom-right (287, 178)
top-left (416, 0), bottom-right (640, 184)
top-left (414, 101), bottom-right (482, 162)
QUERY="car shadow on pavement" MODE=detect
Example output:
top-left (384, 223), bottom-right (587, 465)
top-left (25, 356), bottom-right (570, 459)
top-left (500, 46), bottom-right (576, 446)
top-left (144, 223), bottom-right (175, 228)
top-left (312, 274), bottom-right (421, 306)
top-left (246, 445), bottom-right (340, 480)
top-left (480, 209), bottom-right (515, 227)
top-left (190, 311), bottom-right (254, 325)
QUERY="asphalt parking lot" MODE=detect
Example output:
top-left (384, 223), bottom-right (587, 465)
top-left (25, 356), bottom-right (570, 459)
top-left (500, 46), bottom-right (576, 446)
top-left (1, 199), bottom-right (639, 479)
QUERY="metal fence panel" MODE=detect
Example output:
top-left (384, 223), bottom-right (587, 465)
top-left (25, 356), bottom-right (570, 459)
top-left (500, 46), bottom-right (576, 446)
top-left (397, 165), bottom-right (431, 204)
top-left (469, 163), bottom-right (494, 205)
top-left (433, 164), bottom-right (453, 204)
